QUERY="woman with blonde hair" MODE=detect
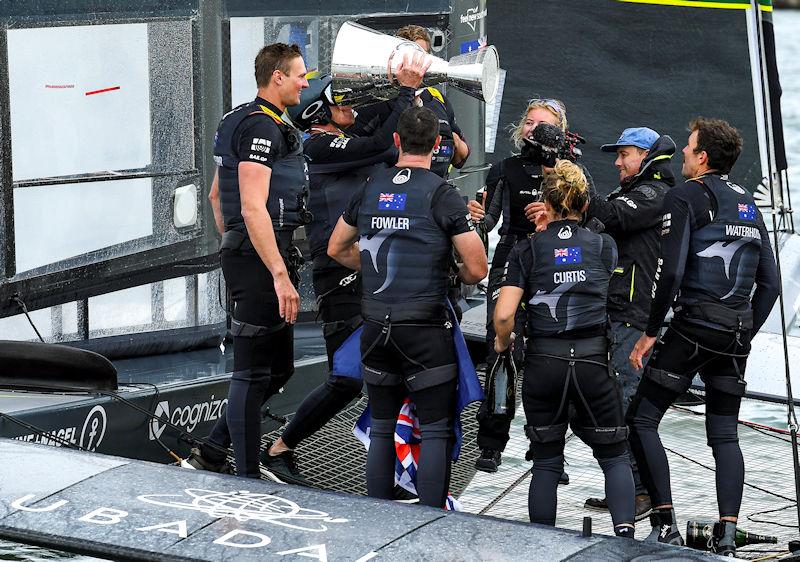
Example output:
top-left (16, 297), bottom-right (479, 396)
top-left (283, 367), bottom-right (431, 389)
top-left (469, 98), bottom-right (573, 472)
top-left (493, 160), bottom-right (635, 537)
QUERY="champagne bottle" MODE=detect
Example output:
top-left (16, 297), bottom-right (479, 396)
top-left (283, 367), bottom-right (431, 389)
top-left (686, 520), bottom-right (778, 550)
top-left (489, 351), bottom-right (516, 417)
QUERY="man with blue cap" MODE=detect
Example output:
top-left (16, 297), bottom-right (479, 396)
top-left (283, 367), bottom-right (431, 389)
top-left (581, 126), bottom-right (677, 519)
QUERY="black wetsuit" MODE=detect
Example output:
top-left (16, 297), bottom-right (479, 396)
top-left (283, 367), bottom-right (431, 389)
top-left (350, 87), bottom-right (467, 178)
top-left (502, 220), bottom-right (634, 531)
top-left (203, 97), bottom-right (309, 478)
top-left (278, 86), bottom-right (415, 450)
top-left (627, 172), bottom-right (780, 518)
top-left (342, 165), bottom-right (474, 508)
top-left (476, 156), bottom-right (543, 453)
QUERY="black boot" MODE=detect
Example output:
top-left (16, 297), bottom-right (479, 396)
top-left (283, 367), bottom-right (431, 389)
top-left (713, 521), bottom-right (737, 557)
top-left (645, 508), bottom-right (684, 545)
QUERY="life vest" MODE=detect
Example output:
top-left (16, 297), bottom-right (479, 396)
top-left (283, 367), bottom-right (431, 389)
top-left (358, 166), bottom-right (452, 310)
top-left (214, 100), bottom-right (310, 233)
top-left (676, 173), bottom-right (762, 328)
top-left (525, 221), bottom-right (614, 336)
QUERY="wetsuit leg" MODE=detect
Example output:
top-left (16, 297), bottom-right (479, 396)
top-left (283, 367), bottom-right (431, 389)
top-left (280, 268), bottom-right (362, 449)
top-left (394, 324), bottom-right (458, 508)
top-left (219, 249), bottom-right (292, 478)
top-left (568, 349), bottom-right (634, 529)
top-left (626, 321), bottom-right (704, 506)
top-left (529, 454), bottom-right (564, 525)
top-left (701, 335), bottom-right (750, 518)
top-left (413, 382), bottom-right (457, 508)
top-left (477, 241), bottom-right (522, 452)
top-left (364, 386), bottom-right (406, 500)
top-left (521, 356), bottom-right (570, 525)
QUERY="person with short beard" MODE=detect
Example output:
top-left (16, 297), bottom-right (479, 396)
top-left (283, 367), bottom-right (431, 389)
top-left (627, 118), bottom-right (780, 554)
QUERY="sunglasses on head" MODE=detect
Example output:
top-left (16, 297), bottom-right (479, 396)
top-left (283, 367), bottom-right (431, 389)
top-left (529, 98), bottom-right (563, 117)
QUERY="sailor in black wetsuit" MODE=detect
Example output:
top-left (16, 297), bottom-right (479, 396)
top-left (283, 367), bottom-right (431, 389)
top-left (494, 160), bottom-right (635, 537)
top-left (260, 55), bottom-right (429, 481)
top-left (627, 118), bottom-right (780, 554)
top-left (349, 25), bottom-right (469, 179)
top-left (182, 44), bottom-right (310, 479)
top-left (328, 106), bottom-right (487, 507)
top-left (467, 98), bottom-right (574, 472)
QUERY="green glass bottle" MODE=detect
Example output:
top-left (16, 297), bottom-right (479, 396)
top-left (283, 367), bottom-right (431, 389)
top-left (686, 520), bottom-right (778, 550)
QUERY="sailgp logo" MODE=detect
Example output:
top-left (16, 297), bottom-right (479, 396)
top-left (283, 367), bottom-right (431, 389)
top-left (149, 398), bottom-right (228, 441)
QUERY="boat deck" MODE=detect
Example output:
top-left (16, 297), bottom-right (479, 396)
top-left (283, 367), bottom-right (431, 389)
top-left (0, 438), bottom-right (723, 562)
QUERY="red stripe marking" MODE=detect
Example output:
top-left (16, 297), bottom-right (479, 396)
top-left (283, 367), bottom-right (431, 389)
top-left (85, 86), bottom-right (121, 96)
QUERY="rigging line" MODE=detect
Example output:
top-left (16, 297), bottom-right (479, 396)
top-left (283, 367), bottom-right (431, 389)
top-left (664, 444), bottom-right (796, 503)
top-left (783, 170), bottom-right (795, 232)
top-left (11, 295), bottom-right (44, 343)
top-left (751, 0), bottom-right (800, 531)
top-left (126, 382), bottom-right (182, 463)
top-left (477, 468), bottom-right (531, 516)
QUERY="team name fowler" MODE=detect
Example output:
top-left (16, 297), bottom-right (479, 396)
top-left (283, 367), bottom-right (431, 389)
top-left (371, 216), bottom-right (409, 230)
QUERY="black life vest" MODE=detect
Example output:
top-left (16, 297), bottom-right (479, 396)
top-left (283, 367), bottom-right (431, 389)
top-left (676, 173), bottom-right (762, 321)
top-left (498, 156), bottom-right (543, 236)
top-left (358, 166), bottom-right (452, 308)
top-left (214, 99), bottom-right (310, 233)
top-left (525, 221), bottom-right (614, 336)
top-left (306, 142), bottom-right (397, 262)
top-left (420, 88), bottom-right (455, 178)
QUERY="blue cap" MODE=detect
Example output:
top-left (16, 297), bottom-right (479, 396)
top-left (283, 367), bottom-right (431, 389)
top-left (601, 127), bottom-right (659, 152)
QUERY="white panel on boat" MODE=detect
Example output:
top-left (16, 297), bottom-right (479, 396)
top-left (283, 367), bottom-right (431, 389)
top-left (230, 17), bottom-right (265, 108)
top-left (89, 284), bottom-right (153, 333)
top-left (7, 23), bottom-right (151, 180)
top-left (13, 178), bottom-right (153, 273)
top-left (163, 277), bottom-right (187, 323)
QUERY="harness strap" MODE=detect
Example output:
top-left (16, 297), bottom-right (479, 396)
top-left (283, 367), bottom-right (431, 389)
top-left (230, 318), bottom-right (286, 338)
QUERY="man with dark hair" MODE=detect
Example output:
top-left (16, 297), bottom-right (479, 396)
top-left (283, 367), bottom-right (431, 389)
top-left (254, 43), bottom-right (303, 88)
top-left (350, 25), bottom-right (469, 178)
top-left (328, 106), bottom-right (487, 507)
top-left (627, 118), bottom-right (780, 554)
top-left (182, 43), bottom-right (310, 479)
top-left (580, 126), bottom-right (677, 518)
top-left (260, 54), bottom-right (430, 482)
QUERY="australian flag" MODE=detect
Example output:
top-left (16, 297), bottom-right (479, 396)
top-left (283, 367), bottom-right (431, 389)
top-left (378, 193), bottom-right (407, 211)
top-left (738, 203), bottom-right (756, 221)
top-left (554, 247), bottom-right (582, 265)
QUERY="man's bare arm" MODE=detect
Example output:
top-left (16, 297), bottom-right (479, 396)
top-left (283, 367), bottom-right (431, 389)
top-left (239, 161), bottom-right (299, 323)
top-left (452, 230), bottom-right (488, 284)
top-left (209, 170), bottom-right (225, 235)
top-left (328, 216), bottom-right (361, 271)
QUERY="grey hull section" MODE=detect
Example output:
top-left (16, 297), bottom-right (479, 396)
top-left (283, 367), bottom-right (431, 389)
top-left (0, 439), bottom-right (723, 561)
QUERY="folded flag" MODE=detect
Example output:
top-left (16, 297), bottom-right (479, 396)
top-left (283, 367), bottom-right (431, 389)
top-left (354, 398), bottom-right (462, 511)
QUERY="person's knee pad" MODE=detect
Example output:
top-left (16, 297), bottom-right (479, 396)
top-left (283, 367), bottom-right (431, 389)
top-left (706, 412), bottom-right (739, 447)
top-left (370, 417), bottom-right (396, 440)
top-left (525, 423), bottom-right (567, 460)
top-left (532, 454), bottom-right (564, 475)
top-left (420, 417), bottom-right (452, 442)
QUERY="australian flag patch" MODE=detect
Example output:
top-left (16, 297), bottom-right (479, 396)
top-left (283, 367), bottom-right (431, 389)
top-left (738, 203), bottom-right (756, 221)
top-left (554, 247), bottom-right (582, 265)
top-left (378, 193), bottom-right (407, 211)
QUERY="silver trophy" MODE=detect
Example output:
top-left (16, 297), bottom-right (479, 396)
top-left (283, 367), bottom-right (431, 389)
top-left (331, 21), bottom-right (500, 107)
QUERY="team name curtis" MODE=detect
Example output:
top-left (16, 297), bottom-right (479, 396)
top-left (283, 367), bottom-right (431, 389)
top-left (554, 270), bottom-right (586, 283)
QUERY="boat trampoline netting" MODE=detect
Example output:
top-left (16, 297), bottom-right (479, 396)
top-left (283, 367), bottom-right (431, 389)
top-left (257, 373), bottom-right (797, 560)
